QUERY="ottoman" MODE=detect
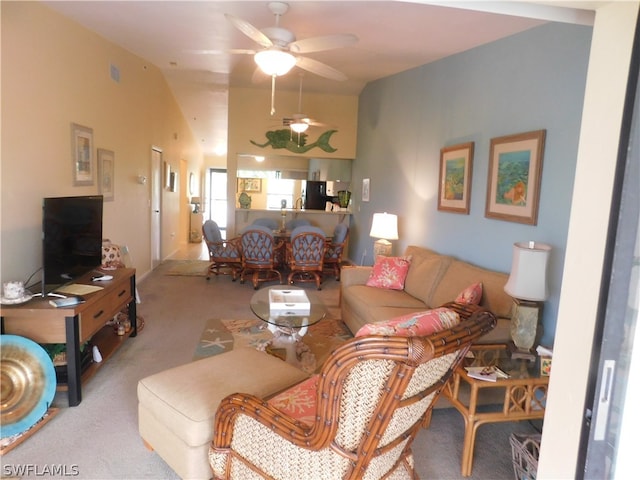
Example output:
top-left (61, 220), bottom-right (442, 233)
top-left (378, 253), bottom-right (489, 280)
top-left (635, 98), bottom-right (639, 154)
top-left (138, 347), bottom-right (309, 480)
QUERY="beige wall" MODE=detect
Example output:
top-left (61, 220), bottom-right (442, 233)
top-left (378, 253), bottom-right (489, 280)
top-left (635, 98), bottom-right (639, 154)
top-left (0, 2), bottom-right (203, 283)
top-left (225, 86), bottom-right (358, 235)
top-left (538, 2), bottom-right (639, 477)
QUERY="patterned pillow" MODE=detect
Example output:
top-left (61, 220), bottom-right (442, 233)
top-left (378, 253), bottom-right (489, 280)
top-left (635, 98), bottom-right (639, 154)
top-left (365, 256), bottom-right (411, 290)
top-left (268, 375), bottom-right (319, 426)
top-left (355, 307), bottom-right (460, 337)
top-left (455, 282), bottom-right (483, 305)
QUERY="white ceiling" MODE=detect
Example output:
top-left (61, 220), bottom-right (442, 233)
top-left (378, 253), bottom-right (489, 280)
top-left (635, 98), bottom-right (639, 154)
top-left (43, 1), bottom-right (598, 156)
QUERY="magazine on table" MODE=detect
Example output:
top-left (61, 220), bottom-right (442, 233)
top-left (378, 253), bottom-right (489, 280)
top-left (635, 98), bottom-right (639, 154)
top-left (464, 365), bottom-right (509, 382)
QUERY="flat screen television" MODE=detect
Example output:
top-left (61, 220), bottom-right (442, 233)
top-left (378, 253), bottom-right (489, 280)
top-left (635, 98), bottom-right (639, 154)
top-left (42, 195), bottom-right (103, 295)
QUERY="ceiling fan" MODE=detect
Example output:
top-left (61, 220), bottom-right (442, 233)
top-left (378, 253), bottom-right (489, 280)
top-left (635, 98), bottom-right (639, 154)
top-left (225, 2), bottom-right (357, 81)
top-left (225, 2), bottom-right (357, 114)
top-left (281, 75), bottom-right (327, 134)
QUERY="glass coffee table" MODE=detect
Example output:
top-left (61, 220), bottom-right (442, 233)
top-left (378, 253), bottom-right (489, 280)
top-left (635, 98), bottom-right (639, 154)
top-left (250, 286), bottom-right (327, 368)
top-left (441, 343), bottom-right (549, 477)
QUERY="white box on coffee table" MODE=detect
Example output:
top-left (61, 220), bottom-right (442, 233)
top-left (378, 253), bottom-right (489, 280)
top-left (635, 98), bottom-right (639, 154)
top-left (269, 289), bottom-right (310, 316)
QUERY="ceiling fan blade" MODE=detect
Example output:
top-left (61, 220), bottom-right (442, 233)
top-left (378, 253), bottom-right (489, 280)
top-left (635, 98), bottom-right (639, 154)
top-left (289, 33), bottom-right (358, 54)
top-left (295, 56), bottom-right (348, 81)
top-left (225, 13), bottom-right (273, 48)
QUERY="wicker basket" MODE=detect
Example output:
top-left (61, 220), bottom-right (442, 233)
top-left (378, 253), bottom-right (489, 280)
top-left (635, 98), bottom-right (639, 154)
top-left (510, 433), bottom-right (541, 480)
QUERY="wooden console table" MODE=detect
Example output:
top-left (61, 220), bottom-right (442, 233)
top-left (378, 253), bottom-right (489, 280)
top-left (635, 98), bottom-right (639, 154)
top-left (1, 268), bottom-right (136, 407)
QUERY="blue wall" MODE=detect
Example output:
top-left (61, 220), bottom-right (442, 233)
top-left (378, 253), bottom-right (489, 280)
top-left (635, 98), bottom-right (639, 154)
top-left (349, 23), bottom-right (592, 345)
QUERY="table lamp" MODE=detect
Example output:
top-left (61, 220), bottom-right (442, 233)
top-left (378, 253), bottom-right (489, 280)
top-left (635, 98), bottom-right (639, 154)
top-left (504, 241), bottom-right (552, 360)
top-left (369, 212), bottom-right (398, 258)
top-left (190, 196), bottom-right (201, 213)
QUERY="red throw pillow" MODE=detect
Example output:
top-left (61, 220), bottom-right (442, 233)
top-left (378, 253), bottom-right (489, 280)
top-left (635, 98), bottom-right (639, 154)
top-left (455, 282), bottom-right (483, 305)
top-left (365, 256), bottom-right (411, 290)
top-left (355, 307), bottom-right (460, 337)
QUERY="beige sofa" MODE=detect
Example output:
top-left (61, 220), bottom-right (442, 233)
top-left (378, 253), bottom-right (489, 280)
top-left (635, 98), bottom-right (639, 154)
top-left (340, 245), bottom-right (513, 343)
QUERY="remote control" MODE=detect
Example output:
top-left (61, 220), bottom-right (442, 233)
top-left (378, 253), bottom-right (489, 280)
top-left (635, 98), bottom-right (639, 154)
top-left (49, 296), bottom-right (85, 308)
top-left (91, 274), bottom-right (113, 281)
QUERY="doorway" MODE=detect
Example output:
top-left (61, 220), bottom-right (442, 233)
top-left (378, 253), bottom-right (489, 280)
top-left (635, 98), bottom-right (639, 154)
top-left (207, 168), bottom-right (228, 239)
top-left (150, 147), bottom-right (162, 269)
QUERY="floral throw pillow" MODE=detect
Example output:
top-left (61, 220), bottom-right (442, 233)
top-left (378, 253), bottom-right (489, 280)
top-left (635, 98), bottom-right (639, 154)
top-left (455, 282), bottom-right (483, 305)
top-left (355, 307), bottom-right (460, 337)
top-left (365, 256), bottom-right (411, 290)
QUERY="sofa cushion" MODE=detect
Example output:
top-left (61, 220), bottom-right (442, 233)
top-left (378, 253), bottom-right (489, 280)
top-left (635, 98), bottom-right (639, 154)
top-left (366, 256), bottom-right (411, 290)
top-left (403, 246), bottom-right (453, 305)
top-left (355, 307), bottom-right (460, 337)
top-left (430, 259), bottom-right (512, 318)
top-left (455, 282), bottom-right (483, 305)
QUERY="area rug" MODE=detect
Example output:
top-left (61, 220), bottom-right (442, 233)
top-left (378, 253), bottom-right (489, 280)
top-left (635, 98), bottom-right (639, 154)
top-left (194, 317), bottom-right (352, 373)
top-left (164, 260), bottom-right (209, 276)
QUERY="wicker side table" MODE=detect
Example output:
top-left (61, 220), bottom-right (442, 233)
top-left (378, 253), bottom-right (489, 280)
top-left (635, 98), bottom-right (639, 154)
top-left (441, 343), bottom-right (548, 477)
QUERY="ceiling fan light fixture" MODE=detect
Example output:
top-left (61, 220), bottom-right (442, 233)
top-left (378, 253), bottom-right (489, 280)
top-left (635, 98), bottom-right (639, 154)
top-left (254, 49), bottom-right (296, 76)
top-left (290, 121), bottom-right (309, 133)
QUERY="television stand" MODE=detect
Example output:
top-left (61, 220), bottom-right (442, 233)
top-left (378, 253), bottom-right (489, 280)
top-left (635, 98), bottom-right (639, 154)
top-left (1, 268), bottom-right (136, 407)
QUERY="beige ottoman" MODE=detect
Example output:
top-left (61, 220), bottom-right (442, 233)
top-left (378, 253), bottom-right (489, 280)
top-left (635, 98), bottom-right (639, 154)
top-left (138, 347), bottom-right (308, 480)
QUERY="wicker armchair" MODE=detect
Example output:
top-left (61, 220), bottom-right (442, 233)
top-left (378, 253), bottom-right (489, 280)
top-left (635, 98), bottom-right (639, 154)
top-left (286, 225), bottom-right (327, 290)
top-left (209, 306), bottom-right (497, 480)
top-left (202, 220), bottom-right (242, 281)
top-left (324, 223), bottom-right (349, 280)
top-left (240, 225), bottom-right (284, 289)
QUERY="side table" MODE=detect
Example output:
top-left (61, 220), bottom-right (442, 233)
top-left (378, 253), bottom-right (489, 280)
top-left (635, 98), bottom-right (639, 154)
top-left (441, 343), bottom-right (548, 477)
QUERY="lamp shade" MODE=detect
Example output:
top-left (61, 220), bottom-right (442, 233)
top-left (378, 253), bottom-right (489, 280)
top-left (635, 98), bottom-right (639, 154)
top-left (254, 49), bottom-right (296, 76)
top-left (504, 241), bottom-right (552, 301)
top-left (190, 196), bottom-right (201, 204)
top-left (369, 213), bottom-right (398, 240)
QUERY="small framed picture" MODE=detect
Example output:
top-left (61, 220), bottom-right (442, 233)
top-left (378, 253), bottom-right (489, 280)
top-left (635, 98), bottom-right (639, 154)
top-left (485, 130), bottom-right (546, 225)
top-left (97, 148), bottom-right (115, 201)
top-left (438, 142), bottom-right (474, 214)
top-left (169, 171), bottom-right (177, 192)
top-left (362, 178), bottom-right (370, 202)
top-left (237, 178), bottom-right (262, 192)
top-left (71, 123), bottom-right (94, 186)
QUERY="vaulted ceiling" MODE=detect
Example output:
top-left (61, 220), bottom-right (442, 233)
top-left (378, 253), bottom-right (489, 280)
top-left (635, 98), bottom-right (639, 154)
top-left (43, 1), bottom-right (598, 156)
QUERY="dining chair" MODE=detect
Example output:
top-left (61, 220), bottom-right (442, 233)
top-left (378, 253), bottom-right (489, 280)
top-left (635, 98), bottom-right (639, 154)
top-left (202, 220), bottom-right (242, 281)
top-left (285, 218), bottom-right (311, 231)
top-left (251, 218), bottom-right (279, 231)
top-left (239, 225), bottom-right (283, 289)
top-left (324, 223), bottom-right (349, 280)
top-left (286, 225), bottom-right (327, 290)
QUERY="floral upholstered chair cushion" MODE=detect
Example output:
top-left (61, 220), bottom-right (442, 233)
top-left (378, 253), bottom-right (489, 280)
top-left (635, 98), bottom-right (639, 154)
top-left (455, 282), bottom-right (483, 305)
top-left (365, 255), bottom-right (411, 290)
top-left (267, 375), bottom-right (319, 426)
top-left (355, 307), bottom-right (460, 337)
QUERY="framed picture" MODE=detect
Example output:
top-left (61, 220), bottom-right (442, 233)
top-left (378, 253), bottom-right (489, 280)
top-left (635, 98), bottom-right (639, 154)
top-left (164, 162), bottom-right (171, 188)
top-left (71, 123), bottom-right (94, 186)
top-left (438, 142), bottom-right (474, 214)
top-left (169, 171), bottom-right (177, 192)
top-left (97, 148), bottom-right (115, 201)
top-left (237, 178), bottom-right (262, 192)
top-left (485, 129), bottom-right (546, 225)
top-left (362, 178), bottom-right (370, 202)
